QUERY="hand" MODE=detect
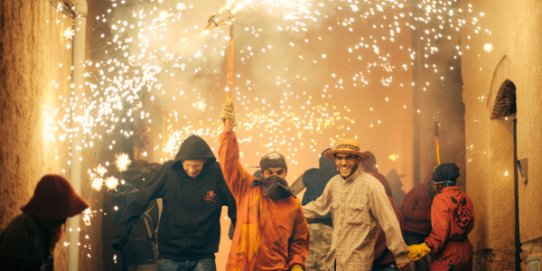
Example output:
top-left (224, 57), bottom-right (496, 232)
top-left (408, 242), bottom-right (431, 261)
top-left (221, 101), bottom-right (236, 129)
top-left (290, 264), bottom-right (304, 271)
top-left (396, 261), bottom-right (409, 270)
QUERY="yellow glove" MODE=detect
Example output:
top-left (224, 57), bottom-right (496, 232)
top-left (221, 101), bottom-right (236, 127)
top-left (408, 242), bottom-right (431, 261)
top-left (290, 264), bottom-right (304, 271)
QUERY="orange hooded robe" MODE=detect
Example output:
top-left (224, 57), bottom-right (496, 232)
top-left (219, 131), bottom-right (309, 271)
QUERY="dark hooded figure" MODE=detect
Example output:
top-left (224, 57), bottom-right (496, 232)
top-left (0, 174), bottom-right (88, 271)
top-left (113, 135), bottom-right (236, 271)
top-left (289, 148), bottom-right (336, 270)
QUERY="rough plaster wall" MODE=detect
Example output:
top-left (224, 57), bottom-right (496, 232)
top-left (0, 0), bottom-right (73, 269)
top-left (462, 0), bottom-right (542, 269)
top-left (515, 0), bottom-right (542, 266)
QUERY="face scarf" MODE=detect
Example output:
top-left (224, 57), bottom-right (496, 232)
top-left (256, 175), bottom-right (293, 200)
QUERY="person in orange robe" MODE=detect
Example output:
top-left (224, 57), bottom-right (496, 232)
top-left (219, 101), bottom-right (309, 271)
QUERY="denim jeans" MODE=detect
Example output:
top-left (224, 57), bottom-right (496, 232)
top-left (156, 258), bottom-right (216, 271)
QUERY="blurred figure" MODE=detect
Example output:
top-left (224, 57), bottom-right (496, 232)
top-left (113, 160), bottom-right (161, 271)
top-left (362, 151), bottom-right (407, 271)
top-left (0, 174), bottom-right (88, 271)
top-left (362, 151), bottom-right (393, 198)
top-left (386, 169), bottom-right (407, 206)
top-left (400, 177), bottom-right (436, 271)
top-left (113, 135), bottom-right (236, 271)
top-left (303, 139), bottom-right (409, 271)
top-left (289, 148), bottom-right (335, 271)
top-left (408, 163), bottom-right (474, 271)
top-left (220, 101), bottom-right (309, 271)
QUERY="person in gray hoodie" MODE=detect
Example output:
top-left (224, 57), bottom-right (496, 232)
top-left (113, 135), bottom-right (236, 271)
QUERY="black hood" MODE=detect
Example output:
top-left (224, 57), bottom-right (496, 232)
top-left (173, 135), bottom-right (216, 164)
top-left (319, 148), bottom-right (335, 172)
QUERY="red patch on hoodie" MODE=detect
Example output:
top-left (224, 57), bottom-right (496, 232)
top-left (204, 190), bottom-right (217, 203)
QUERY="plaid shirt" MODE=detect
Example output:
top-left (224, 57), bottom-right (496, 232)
top-left (303, 170), bottom-right (409, 271)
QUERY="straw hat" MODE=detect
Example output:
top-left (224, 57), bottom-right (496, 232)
top-left (324, 138), bottom-right (368, 160)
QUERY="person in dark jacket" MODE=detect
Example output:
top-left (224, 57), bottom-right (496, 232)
top-left (0, 174), bottom-right (89, 271)
top-left (113, 135), bottom-right (236, 271)
top-left (289, 148), bottom-right (335, 271)
top-left (400, 178), bottom-right (436, 271)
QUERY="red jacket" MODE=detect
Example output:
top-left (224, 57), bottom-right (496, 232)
top-left (219, 131), bottom-right (309, 271)
top-left (400, 182), bottom-right (434, 235)
top-left (425, 186), bottom-right (474, 270)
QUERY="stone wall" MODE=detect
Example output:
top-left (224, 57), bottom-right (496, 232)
top-left (462, 0), bottom-right (542, 270)
top-left (0, 0), bottom-right (73, 269)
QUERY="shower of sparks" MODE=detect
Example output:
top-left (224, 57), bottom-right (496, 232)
top-left (114, 153), bottom-right (132, 172)
top-left (82, 208), bottom-right (93, 226)
top-left (88, 164), bottom-right (108, 191)
top-left (54, 0), bottom-right (490, 165)
top-left (105, 176), bottom-right (120, 190)
top-left (51, 0), bottom-right (491, 258)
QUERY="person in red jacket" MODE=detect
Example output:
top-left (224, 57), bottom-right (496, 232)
top-left (408, 163), bottom-right (474, 271)
top-left (220, 101), bottom-right (309, 271)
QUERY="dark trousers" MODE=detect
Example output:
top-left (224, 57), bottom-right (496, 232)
top-left (156, 258), bottom-right (216, 271)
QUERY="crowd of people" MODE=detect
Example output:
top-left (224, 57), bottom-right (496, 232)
top-left (0, 100), bottom-right (475, 271)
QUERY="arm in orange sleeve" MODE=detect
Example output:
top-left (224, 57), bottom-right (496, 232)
top-left (218, 130), bottom-right (255, 200)
top-left (424, 195), bottom-right (450, 254)
top-left (288, 204), bottom-right (310, 268)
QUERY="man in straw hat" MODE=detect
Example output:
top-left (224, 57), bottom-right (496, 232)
top-left (302, 139), bottom-right (410, 271)
top-left (219, 101), bottom-right (309, 271)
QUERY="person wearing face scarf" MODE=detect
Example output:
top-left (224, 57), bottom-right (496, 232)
top-left (302, 140), bottom-right (410, 271)
top-left (0, 174), bottom-right (89, 271)
top-left (219, 101), bottom-right (309, 271)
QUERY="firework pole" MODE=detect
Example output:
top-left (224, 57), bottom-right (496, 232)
top-left (226, 13), bottom-right (234, 103)
top-left (206, 9), bottom-right (235, 103)
top-left (433, 118), bottom-right (441, 165)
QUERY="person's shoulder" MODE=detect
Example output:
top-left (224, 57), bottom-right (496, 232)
top-left (360, 171), bottom-right (380, 185)
top-left (159, 160), bottom-right (175, 170)
top-left (285, 196), bottom-right (304, 208)
top-left (2, 214), bottom-right (36, 235)
top-left (301, 168), bottom-right (319, 182)
top-left (360, 172), bottom-right (387, 192)
top-left (303, 168), bottom-right (319, 177)
top-left (326, 174), bottom-right (341, 186)
top-left (206, 161), bottom-right (222, 171)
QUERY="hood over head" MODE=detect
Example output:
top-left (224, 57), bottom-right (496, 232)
top-left (319, 148), bottom-right (335, 171)
top-left (174, 135), bottom-right (216, 163)
top-left (21, 174), bottom-right (89, 221)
